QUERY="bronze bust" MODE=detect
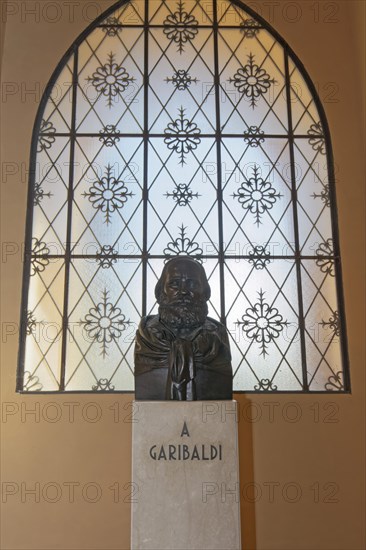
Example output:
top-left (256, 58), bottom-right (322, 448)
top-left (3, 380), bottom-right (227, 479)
top-left (134, 257), bottom-right (232, 400)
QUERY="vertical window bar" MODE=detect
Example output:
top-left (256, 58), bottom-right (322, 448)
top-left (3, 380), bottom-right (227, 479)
top-left (59, 46), bottom-right (79, 391)
top-left (324, 111), bottom-right (351, 391)
top-left (213, 0), bottom-right (226, 325)
top-left (16, 116), bottom-right (43, 391)
top-left (141, 0), bottom-right (149, 317)
top-left (284, 47), bottom-right (308, 391)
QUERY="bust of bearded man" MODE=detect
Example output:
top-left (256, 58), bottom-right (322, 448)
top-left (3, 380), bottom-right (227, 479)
top-left (134, 256), bottom-right (232, 400)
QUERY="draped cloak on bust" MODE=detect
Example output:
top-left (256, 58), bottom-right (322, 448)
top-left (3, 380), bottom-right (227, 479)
top-left (134, 315), bottom-right (232, 400)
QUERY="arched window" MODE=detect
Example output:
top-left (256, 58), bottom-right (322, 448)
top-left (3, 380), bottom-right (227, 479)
top-left (17, 0), bottom-right (349, 393)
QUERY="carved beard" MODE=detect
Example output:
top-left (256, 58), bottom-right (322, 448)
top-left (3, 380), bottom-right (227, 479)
top-left (158, 295), bottom-right (208, 329)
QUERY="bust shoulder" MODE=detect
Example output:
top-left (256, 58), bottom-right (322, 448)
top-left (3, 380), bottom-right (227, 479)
top-left (137, 315), bottom-right (174, 342)
top-left (138, 315), bottom-right (162, 336)
top-left (138, 315), bottom-right (158, 330)
top-left (204, 317), bottom-right (227, 332)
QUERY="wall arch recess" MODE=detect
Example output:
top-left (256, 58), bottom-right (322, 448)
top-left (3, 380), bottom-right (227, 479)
top-left (17, 0), bottom-right (350, 393)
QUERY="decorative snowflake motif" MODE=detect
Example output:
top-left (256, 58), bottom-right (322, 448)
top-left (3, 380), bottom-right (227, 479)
top-left (102, 16), bottom-right (122, 36)
top-left (240, 18), bottom-right (261, 38)
top-left (164, 107), bottom-right (201, 165)
top-left (80, 290), bottom-right (131, 357)
top-left (165, 69), bottom-right (198, 90)
top-left (165, 183), bottom-right (200, 206)
top-left (92, 378), bottom-right (116, 391)
top-left (232, 165), bottom-right (282, 226)
top-left (244, 126), bottom-right (265, 147)
top-left (86, 52), bottom-right (135, 108)
top-left (164, 225), bottom-right (203, 260)
top-left (23, 371), bottom-right (43, 392)
top-left (312, 183), bottom-right (330, 207)
top-left (33, 183), bottom-right (52, 206)
top-left (96, 245), bottom-right (118, 269)
top-left (163, 1), bottom-right (199, 54)
top-left (316, 238), bottom-right (335, 277)
top-left (229, 53), bottom-right (275, 108)
top-left (37, 120), bottom-right (56, 152)
top-left (26, 310), bottom-right (37, 336)
top-left (237, 290), bottom-right (288, 356)
top-left (254, 378), bottom-right (278, 391)
top-left (31, 238), bottom-right (50, 276)
top-left (99, 124), bottom-right (120, 147)
top-left (325, 371), bottom-right (344, 391)
top-left (321, 311), bottom-right (340, 337)
top-left (307, 122), bottom-right (325, 155)
top-left (248, 246), bottom-right (271, 269)
top-left (82, 164), bottom-right (134, 225)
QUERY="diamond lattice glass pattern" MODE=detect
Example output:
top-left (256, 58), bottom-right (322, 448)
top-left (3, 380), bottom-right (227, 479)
top-left (19, 0), bottom-right (348, 392)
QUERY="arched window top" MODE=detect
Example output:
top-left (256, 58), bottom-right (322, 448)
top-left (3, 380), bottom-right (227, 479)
top-left (18, 0), bottom-right (349, 393)
top-left (35, 0), bottom-right (331, 139)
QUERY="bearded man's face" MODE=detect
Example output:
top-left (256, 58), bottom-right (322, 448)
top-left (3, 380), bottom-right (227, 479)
top-left (158, 260), bottom-right (208, 329)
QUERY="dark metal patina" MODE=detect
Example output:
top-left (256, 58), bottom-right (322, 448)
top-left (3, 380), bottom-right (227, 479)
top-left (134, 257), bottom-right (232, 400)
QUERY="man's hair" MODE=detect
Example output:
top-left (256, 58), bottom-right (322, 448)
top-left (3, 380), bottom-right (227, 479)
top-left (155, 256), bottom-right (211, 303)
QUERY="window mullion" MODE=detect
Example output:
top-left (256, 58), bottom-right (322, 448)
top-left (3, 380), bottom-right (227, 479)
top-left (284, 47), bottom-right (309, 391)
top-left (142, 0), bottom-right (149, 317)
top-left (59, 46), bottom-right (78, 391)
top-left (213, 0), bottom-right (226, 325)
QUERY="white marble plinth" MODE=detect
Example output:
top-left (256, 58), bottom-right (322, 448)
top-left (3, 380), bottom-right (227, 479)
top-left (131, 401), bottom-right (241, 550)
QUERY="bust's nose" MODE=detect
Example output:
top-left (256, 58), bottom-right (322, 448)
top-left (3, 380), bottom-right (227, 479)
top-left (178, 278), bottom-right (191, 296)
top-left (179, 282), bottom-right (188, 294)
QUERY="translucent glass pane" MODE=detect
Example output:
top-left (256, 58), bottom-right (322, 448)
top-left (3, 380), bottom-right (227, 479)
top-left (23, 259), bottom-right (65, 391)
top-left (294, 138), bottom-right (333, 255)
top-left (76, 27), bottom-right (144, 133)
top-left (225, 259), bottom-right (302, 391)
top-left (148, 138), bottom-right (218, 255)
top-left (42, 57), bottom-right (74, 133)
top-left (65, 259), bottom-right (142, 391)
top-left (289, 57), bottom-right (322, 136)
top-left (218, 29), bottom-right (288, 135)
top-left (149, 0), bottom-right (214, 25)
top-left (301, 260), bottom-right (343, 391)
top-left (32, 138), bottom-right (70, 253)
top-left (221, 138), bottom-right (295, 255)
top-left (19, 0), bottom-right (348, 392)
top-left (148, 27), bottom-right (215, 133)
top-left (71, 137), bottom-right (144, 253)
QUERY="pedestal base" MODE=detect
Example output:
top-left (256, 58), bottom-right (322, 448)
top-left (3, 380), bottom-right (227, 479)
top-left (131, 401), bottom-right (241, 550)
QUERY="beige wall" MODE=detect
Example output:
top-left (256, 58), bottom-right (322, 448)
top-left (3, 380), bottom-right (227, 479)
top-left (1, 1), bottom-right (365, 549)
top-left (0, 1), bottom-right (7, 69)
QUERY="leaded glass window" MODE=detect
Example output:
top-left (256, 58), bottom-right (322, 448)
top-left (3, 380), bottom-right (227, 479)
top-left (17, 0), bottom-right (349, 393)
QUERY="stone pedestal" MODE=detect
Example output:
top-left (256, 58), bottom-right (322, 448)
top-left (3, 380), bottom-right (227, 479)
top-left (131, 401), bottom-right (241, 550)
